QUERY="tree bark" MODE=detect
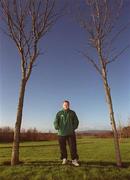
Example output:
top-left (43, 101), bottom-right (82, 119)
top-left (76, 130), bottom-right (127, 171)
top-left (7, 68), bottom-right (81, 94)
top-left (11, 78), bottom-right (26, 166)
top-left (101, 67), bottom-right (122, 167)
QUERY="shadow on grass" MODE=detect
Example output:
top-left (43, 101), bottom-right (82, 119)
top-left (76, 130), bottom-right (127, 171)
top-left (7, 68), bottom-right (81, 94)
top-left (0, 141), bottom-right (94, 149)
top-left (1, 160), bottom-right (130, 169)
top-left (0, 144), bottom-right (58, 149)
top-left (80, 161), bottom-right (130, 168)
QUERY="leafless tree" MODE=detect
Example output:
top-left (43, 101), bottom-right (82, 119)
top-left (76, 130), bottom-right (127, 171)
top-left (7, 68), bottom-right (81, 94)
top-left (0, 0), bottom-right (62, 166)
top-left (76, 0), bottom-right (130, 167)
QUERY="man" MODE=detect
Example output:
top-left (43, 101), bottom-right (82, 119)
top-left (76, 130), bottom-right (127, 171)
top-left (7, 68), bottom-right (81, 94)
top-left (54, 100), bottom-right (79, 166)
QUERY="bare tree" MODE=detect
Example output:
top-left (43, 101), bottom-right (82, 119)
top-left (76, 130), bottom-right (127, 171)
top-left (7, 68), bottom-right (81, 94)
top-left (76, 0), bottom-right (130, 167)
top-left (0, 0), bottom-right (62, 166)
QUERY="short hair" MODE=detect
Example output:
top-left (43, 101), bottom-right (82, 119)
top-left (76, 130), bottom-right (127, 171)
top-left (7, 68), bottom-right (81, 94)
top-left (63, 100), bottom-right (70, 105)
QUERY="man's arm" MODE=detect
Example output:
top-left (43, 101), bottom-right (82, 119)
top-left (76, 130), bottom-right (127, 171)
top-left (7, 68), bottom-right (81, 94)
top-left (54, 112), bottom-right (60, 130)
top-left (73, 112), bottom-right (79, 130)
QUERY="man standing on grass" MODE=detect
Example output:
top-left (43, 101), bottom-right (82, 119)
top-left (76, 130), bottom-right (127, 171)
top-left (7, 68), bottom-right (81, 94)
top-left (54, 100), bottom-right (79, 166)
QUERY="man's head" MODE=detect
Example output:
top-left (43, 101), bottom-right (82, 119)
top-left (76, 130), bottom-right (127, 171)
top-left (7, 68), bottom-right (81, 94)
top-left (63, 100), bottom-right (70, 111)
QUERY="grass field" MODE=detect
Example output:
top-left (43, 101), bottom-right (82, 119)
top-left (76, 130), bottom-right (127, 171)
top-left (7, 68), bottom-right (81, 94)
top-left (0, 137), bottom-right (130, 180)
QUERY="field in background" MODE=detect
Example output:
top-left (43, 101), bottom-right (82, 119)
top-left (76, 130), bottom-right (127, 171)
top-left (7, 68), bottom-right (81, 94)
top-left (0, 137), bottom-right (130, 180)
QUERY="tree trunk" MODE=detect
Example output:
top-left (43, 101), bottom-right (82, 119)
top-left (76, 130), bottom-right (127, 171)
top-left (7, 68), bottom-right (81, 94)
top-left (102, 67), bottom-right (122, 167)
top-left (11, 78), bottom-right (26, 166)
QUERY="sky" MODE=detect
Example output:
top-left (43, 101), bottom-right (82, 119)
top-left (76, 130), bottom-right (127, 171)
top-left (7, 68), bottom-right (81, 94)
top-left (0, 0), bottom-right (130, 132)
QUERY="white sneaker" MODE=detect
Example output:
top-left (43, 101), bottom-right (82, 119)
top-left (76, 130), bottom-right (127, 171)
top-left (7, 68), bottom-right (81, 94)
top-left (72, 159), bottom-right (79, 166)
top-left (62, 158), bottom-right (67, 165)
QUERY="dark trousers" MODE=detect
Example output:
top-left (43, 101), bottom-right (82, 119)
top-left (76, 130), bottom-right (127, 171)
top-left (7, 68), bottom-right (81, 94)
top-left (58, 133), bottom-right (79, 160)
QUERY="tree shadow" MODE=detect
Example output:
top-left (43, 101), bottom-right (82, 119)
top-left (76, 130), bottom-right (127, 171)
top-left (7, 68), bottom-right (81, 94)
top-left (1, 160), bottom-right (130, 168)
top-left (80, 161), bottom-right (130, 168)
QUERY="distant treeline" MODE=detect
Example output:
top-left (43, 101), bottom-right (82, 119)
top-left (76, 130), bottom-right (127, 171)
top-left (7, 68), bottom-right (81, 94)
top-left (0, 127), bottom-right (57, 142)
top-left (79, 126), bottom-right (130, 139)
top-left (0, 126), bottom-right (130, 142)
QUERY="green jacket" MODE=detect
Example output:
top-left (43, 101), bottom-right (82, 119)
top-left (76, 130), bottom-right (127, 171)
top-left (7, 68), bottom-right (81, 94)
top-left (54, 109), bottom-right (79, 136)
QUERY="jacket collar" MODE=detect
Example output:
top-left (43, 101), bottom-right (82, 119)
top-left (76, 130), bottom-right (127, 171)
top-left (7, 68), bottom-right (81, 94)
top-left (62, 108), bottom-right (70, 112)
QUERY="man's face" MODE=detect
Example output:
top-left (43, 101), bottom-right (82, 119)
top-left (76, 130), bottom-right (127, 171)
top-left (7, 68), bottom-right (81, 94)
top-left (63, 102), bottom-right (69, 110)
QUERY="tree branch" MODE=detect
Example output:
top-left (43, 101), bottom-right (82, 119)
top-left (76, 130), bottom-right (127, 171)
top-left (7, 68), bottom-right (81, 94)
top-left (78, 50), bottom-right (102, 76)
top-left (106, 44), bottom-right (130, 65)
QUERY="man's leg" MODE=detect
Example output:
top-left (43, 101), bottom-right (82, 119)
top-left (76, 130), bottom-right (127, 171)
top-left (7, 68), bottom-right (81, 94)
top-left (58, 136), bottom-right (67, 160)
top-left (67, 133), bottom-right (79, 160)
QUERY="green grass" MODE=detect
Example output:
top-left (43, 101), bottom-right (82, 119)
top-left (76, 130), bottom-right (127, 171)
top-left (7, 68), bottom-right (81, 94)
top-left (0, 137), bottom-right (130, 180)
